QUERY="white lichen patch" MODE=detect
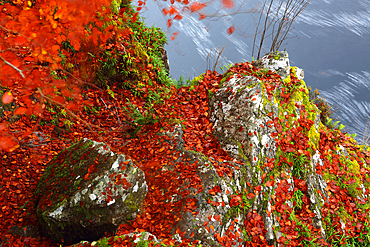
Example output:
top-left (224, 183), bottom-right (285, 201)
top-left (121, 194), bottom-right (128, 202)
top-left (132, 181), bottom-right (139, 193)
top-left (111, 158), bottom-right (120, 170)
top-left (86, 138), bottom-right (115, 157)
top-left (73, 192), bottom-right (81, 205)
top-left (107, 198), bottom-right (115, 206)
top-left (222, 103), bottom-right (232, 114)
top-left (49, 203), bottom-right (65, 219)
top-left (89, 194), bottom-right (97, 201)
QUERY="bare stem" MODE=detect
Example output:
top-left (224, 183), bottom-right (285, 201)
top-left (0, 55), bottom-right (25, 78)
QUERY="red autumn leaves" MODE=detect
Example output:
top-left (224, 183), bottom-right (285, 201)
top-left (0, 0), bottom-right (126, 151)
top-left (161, 0), bottom-right (236, 36)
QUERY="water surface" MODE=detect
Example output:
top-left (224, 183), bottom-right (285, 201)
top-left (138, 0), bottom-right (370, 142)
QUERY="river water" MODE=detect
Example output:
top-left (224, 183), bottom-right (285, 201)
top-left (137, 0), bottom-right (370, 143)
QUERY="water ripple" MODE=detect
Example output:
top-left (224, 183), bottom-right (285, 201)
top-left (319, 70), bottom-right (370, 143)
top-left (176, 15), bottom-right (214, 59)
top-left (296, 0), bottom-right (370, 36)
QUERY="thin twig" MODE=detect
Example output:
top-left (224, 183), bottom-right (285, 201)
top-left (0, 55), bottom-right (25, 78)
top-left (58, 68), bottom-right (103, 91)
top-left (252, 0), bottom-right (313, 59)
top-left (212, 45), bottom-right (225, 71)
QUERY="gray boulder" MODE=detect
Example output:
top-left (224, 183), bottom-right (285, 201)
top-left (34, 138), bottom-right (147, 245)
top-left (150, 51), bottom-right (369, 246)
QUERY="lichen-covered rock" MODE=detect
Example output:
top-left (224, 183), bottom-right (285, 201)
top-left (254, 51), bottom-right (290, 79)
top-left (72, 231), bottom-right (160, 247)
top-left (145, 51), bottom-right (369, 246)
top-left (202, 51), bottom-right (369, 246)
top-left (34, 51), bottom-right (370, 247)
top-left (34, 138), bottom-right (147, 245)
top-left (153, 124), bottom-right (249, 247)
top-left (206, 52), bottom-right (326, 245)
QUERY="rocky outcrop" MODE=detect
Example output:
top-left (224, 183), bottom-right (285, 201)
top-left (207, 52), bottom-right (326, 245)
top-left (159, 46), bottom-right (170, 74)
top-left (34, 138), bottom-right (147, 245)
top-left (36, 52), bottom-right (370, 246)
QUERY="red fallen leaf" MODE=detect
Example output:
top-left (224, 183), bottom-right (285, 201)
top-left (14, 107), bottom-right (27, 115)
top-left (0, 122), bottom-right (7, 131)
top-left (222, 0), bottom-right (234, 8)
top-left (131, 12), bottom-right (139, 23)
top-left (190, 2), bottom-right (206, 12)
top-left (169, 5), bottom-right (177, 15)
top-left (230, 195), bottom-right (242, 207)
top-left (246, 193), bottom-right (255, 199)
top-left (14, 36), bottom-right (28, 45)
top-left (33, 103), bottom-right (42, 115)
top-left (255, 185), bottom-right (261, 192)
top-left (0, 136), bottom-right (17, 151)
top-left (199, 13), bottom-right (206, 20)
top-left (107, 195), bottom-right (113, 202)
top-left (2, 91), bottom-right (13, 104)
top-left (297, 180), bottom-right (306, 187)
top-left (265, 180), bottom-right (274, 187)
top-left (23, 56), bottom-right (34, 62)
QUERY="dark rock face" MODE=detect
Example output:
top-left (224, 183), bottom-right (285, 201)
top-left (34, 138), bottom-right (147, 245)
top-left (159, 46), bottom-right (170, 74)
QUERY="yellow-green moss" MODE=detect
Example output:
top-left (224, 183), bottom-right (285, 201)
top-left (219, 71), bottom-right (234, 88)
top-left (187, 73), bottom-right (205, 92)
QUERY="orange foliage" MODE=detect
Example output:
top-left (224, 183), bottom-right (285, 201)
top-left (222, 0), bottom-right (234, 9)
top-left (227, 25), bottom-right (235, 35)
top-left (190, 2), bottom-right (206, 12)
top-left (0, 0), bottom-right (127, 151)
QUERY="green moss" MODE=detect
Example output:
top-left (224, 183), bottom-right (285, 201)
top-left (219, 71), bottom-right (234, 88)
top-left (272, 51), bottom-right (281, 60)
top-left (233, 140), bottom-right (250, 163)
top-left (222, 206), bottom-right (241, 227)
top-left (187, 73), bottom-right (205, 92)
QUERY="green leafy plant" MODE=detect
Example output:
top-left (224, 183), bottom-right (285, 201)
top-left (121, 98), bottom-right (162, 138)
top-left (63, 119), bottom-right (73, 128)
top-left (220, 63), bottom-right (234, 72)
top-left (325, 117), bottom-right (345, 131)
top-left (291, 189), bottom-right (304, 210)
top-left (171, 75), bottom-right (192, 89)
